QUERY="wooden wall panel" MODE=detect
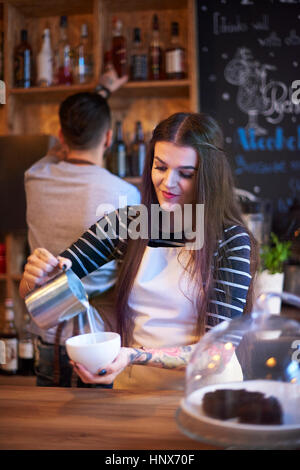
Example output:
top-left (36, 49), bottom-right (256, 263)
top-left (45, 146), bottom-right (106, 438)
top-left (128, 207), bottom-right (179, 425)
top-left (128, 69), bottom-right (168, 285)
top-left (22, 102), bottom-right (60, 136)
top-left (111, 97), bottom-right (190, 143)
top-left (16, 95), bottom-right (190, 143)
top-left (0, 107), bottom-right (5, 134)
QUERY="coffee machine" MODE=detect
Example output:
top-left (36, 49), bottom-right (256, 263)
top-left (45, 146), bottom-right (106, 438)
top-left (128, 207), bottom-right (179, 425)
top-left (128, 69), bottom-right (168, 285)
top-left (235, 188), bottom-right (273, 245)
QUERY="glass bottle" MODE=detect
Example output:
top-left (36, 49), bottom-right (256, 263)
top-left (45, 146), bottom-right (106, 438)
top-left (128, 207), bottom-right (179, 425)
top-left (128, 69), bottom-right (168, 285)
top-left (56, 16), bottom-right (73, 85)
top-left (130, 28), bottom-right (147, 81)
top-left (165, 22), bottom-right (186, 79)
top-left (112, 18), bottom-right (127, 78)
top-left (149, 14), bottom-right (163, 80)
top-left (14, 29), bottom-right (33, 88)
top-left (75, 24), bottom-right (93, 84)
top-left (108, 121), bottom-right (127, 177)
top-left (0, 299), bottom-right (18, 375)
top-left (37, 28), bottom-right (53, 87)
top-left (18, 312), bottom-right (35, 376)
top-left (103, 49), bottom-right (113, 71)
top-left (130, 121), bottom-right (146, 177)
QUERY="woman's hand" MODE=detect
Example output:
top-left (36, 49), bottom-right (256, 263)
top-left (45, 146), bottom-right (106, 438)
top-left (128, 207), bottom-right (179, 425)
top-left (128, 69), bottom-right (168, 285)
top-left (19, 247), bottom-right (72, 298)
top-left (70, 347), bottom-right (134, 385)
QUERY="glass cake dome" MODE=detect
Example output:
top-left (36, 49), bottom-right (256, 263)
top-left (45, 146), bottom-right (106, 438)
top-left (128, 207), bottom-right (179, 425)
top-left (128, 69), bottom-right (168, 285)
top-left (177, 292), bottom-right (300, 449)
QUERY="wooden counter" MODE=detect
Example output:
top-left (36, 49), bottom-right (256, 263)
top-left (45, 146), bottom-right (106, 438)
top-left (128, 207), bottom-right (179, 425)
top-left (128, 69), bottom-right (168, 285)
top-left (0, 385), bottom-right (218, 450)
top-left (1, 310), bottom-right (297, 450)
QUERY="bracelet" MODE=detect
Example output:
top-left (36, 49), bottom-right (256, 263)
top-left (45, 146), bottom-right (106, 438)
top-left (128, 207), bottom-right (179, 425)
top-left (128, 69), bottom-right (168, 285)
top-left (94, 84), bottom-right (111, 99)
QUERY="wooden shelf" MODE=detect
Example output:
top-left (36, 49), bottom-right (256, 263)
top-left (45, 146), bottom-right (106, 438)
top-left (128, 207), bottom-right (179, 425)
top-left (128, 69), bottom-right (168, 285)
top-left (9, 83), bottom-right (96, 94)
top-left (120, 80), bottom-right (190, 99)
top-left (126, 80), bottom-right (189, 88)
top-left (6, 0), bottom-right (94, 17)
top-left (9, 80), bottom-right (190, 100)
top-left (8, 82), bottom-right (98, 101)
top-left (7, 0), bottom-right (187, 16)
top-left (3, 0), bottom-right (198, 133)
top-left (102, 0), bottom-right (188, 12)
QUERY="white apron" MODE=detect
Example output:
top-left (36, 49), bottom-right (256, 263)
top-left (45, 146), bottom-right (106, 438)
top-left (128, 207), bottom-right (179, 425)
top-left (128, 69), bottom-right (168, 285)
top-left (114, 246), bottom-right (243, 390)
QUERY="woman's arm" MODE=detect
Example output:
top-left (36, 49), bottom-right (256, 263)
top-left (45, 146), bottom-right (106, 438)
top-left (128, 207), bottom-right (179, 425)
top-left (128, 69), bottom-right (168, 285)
top-left (207, 225), bottom-right (252, 327)
top-left (71, 344), bottom-right (198, 385)
top-left (19, 208), bottom-right (128, 298)
top-left (130, 344), bottom-right (197, 369)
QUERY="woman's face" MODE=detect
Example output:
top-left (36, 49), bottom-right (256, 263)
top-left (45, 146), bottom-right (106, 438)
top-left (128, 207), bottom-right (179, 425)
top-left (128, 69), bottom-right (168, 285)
top-left (151, 141), bottom-right (198, 210)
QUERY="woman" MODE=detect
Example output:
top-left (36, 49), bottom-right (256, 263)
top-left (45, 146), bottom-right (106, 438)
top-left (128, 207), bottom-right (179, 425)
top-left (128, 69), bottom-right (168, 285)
top-left (20, 112), bottom-right (259, 390)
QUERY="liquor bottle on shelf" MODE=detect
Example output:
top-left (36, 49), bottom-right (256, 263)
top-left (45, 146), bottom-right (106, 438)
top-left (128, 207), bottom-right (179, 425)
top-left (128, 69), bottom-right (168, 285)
top-left (37, 28), bottom-right (53, 87)
top-left (18, 312), bottom-right (35, 376)
top-left (112, 18), bottom-right (127, 78)
top-left (14, 29), bottom-right (33, 88)
top-left (55, 16), bottom-right (73, 85)
top-left (129, 121), bottom-right (147, 177)
top-left (165, 22), bottom-right (186, 80)
top-left (103, 27), bottom-right (113, 71)
top-left (130, 28), bottom-right (147, 81)
top-left (0, 299), bottom-right (18, 375)
top-left (108, 121), bottom-right (127, 178)
top-left (74, 24), bottom-right (93, 84)
top-left (103, 49), bottom-right (113, 71)
top-left (149, 14), bottom-right (164, 81)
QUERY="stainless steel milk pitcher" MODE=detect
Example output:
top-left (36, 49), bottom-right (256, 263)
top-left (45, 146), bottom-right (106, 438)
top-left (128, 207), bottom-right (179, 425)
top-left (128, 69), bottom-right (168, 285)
top-left (25, 269), bottom-right (88, 330)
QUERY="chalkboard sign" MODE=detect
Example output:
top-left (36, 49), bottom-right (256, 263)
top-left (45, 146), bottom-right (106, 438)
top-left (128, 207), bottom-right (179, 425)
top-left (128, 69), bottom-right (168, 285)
top-left (196, 0), bottom-right (300, 231)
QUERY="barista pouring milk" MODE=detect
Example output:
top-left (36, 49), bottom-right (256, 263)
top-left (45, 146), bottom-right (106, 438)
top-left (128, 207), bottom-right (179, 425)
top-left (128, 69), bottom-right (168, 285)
top-left (20, 112), bottom-right (259, 390)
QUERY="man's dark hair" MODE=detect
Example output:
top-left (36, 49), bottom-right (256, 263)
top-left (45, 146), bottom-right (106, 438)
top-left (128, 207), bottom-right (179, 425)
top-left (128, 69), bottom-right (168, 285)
top-left (59, 92), bottom-right (111, 150)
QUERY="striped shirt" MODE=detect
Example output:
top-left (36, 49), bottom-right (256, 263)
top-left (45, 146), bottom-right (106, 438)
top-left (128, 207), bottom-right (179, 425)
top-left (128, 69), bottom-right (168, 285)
top-left (60, 206), bottom-right (252, 335)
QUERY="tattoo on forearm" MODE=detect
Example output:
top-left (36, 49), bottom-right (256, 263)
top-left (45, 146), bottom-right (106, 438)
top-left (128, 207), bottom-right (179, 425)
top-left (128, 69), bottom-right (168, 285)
top-left (129, 348), bottom-right (153, 365)
top-left (130, 345), bottom-right (196, 370)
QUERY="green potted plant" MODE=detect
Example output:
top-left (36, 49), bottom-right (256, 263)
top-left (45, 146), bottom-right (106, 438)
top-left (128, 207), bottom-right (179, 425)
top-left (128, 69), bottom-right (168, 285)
top-left (255, 233), bottom-right (292, 314)
top-left (260, 233), bottom-right (292, 274)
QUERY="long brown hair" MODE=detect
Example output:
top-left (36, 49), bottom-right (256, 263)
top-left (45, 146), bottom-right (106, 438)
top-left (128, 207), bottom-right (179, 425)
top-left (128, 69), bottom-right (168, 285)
top-left (115, 113), bottom-right (259, 346)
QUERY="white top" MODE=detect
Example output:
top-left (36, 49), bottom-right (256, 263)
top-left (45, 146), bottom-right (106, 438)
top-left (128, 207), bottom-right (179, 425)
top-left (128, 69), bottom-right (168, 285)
top-left (130, 246), bottom-right (199, 349)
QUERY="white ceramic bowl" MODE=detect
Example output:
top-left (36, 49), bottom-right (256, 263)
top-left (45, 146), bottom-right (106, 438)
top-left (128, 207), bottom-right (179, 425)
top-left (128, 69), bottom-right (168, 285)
top-left (65, 332), bottom-right (121, 374)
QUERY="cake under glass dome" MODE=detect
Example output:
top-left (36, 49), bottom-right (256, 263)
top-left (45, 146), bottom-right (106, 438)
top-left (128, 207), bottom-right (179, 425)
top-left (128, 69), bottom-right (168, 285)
top-left (176, 292), bottom-right (300, 449)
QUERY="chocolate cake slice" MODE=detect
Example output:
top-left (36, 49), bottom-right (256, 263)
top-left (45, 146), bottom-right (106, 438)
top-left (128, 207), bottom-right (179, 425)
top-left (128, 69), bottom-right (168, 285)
top-left (238, 395), bottom-right (283, 425)
top-left (202, 389), bottom-right (283, 425)
top-left (202, 389), bottom-right (244, 419)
